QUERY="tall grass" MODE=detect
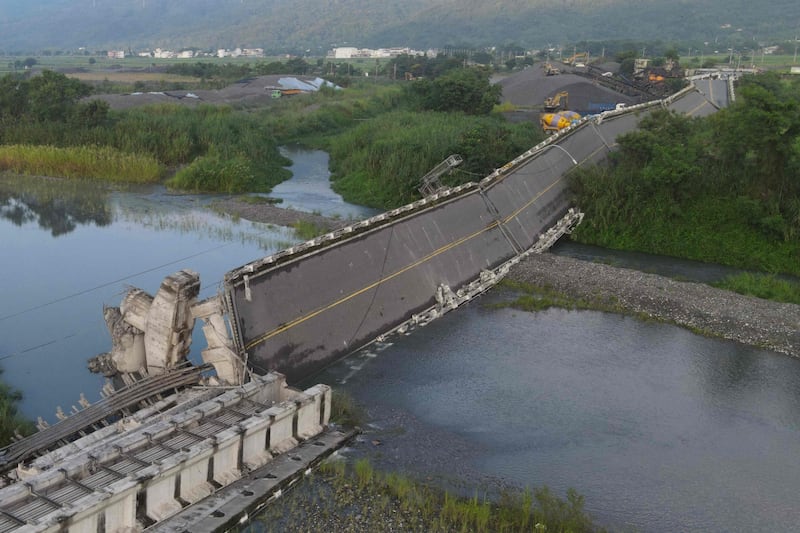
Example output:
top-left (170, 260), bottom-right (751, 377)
top-left (713, 273), bottom-right (800, 305)
top-left (326, 110), bottom-right (541, 209)
top-left (291, 220), bottom-right (326, 240)
top-left (264, 457), bottom-right (599, 532)
top-left (0, 144), bottom-right (162, 182)
top-left (2, 103), bottom-right (293, 191)
top-left (258, 82), bottom-right (407, 144)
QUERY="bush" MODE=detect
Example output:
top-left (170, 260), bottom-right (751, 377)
top-left (167, 153), bottom-right (254, 193)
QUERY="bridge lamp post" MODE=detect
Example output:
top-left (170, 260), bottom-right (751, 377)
top-left (540, 144), bottom-right (578, 166)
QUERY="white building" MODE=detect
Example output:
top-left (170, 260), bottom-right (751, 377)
top-left (328, 46), bottom-right (426, 59)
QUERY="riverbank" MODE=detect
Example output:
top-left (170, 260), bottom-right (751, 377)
top-left (507, 252), bottom-right (800, 357)
top-left (211, 196), bottom-right (345, 231)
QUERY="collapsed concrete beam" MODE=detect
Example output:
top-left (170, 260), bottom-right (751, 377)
top-left (143, 270), bottom-right (200, 374)
top-left (92, 271), bottom-right (247, 386)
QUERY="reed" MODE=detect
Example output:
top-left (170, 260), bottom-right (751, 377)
top-left (0, 144), bottom-right (162, 182)
top-left (326, 110), bottom-right (541, 209)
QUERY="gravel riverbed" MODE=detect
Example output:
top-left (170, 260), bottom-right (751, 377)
top-left (507, 252), bottom-right (800, 357)
top-left (212, 197), bottom-right (344, 230)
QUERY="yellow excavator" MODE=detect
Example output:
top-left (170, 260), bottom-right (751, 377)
top-left (543, 91), bottom-right (569, 112)
top-left (565, 52), bottom-right (589, 66)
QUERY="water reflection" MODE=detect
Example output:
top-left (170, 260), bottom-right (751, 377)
top-left (316, 293), bottom-right (800, 532)
top-left (0, 174), bottom-right (111, 236)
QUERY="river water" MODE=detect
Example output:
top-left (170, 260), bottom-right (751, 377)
top-left (2, 148), bottom-right (799, 531)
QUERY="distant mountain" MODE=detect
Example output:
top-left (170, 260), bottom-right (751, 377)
top-left (0, 0), bottom-right (798, 54)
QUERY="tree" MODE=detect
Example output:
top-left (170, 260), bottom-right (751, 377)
top-left (0, 74), bottom-right (29, 125)
top-left (411, 68), bottom-right (500, 115)
top-left (710, 73), bottom-right (800, 237)
top-left (285, 57), bottom-right (309, 75)
top-left (73, 99), bottom-right (109, 128)
top-left (26, 70), bottom-right (92, 122)
top-left (664, 47), bottom-right (680, 62)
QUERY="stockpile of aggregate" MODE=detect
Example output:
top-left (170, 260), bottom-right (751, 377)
top-left (497, 62), bottom-right (637, 112)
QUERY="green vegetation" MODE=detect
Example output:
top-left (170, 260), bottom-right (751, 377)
top-left (291, 219), bottom-right (327, 240)
top-left (245, 457), bottom-right (600, 532)
top-left (326, 110), bottom-right (541, 209)
top-left (0, 71), bottom-right (291, 192)
top-left (0, 370), bottom-right (35, 446)
top-left (407, 67), bottom-right (501, 114)
top-left (491, 279), bottom-right (622, 314)
top-left (0, 144), bottom-right (161, 182)
top-left (329, 389), bottom-right (365, 427)
top-left (713, 273), bottom-right (800, 305)
top-left (571, 72), bottom-right (800, 276)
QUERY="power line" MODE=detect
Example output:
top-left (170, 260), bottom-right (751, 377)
top-left (0, 242), bottom-right (234, 323)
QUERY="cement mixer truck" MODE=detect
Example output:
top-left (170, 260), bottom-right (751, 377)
top-left (540, 110), bottom-right (582, 134)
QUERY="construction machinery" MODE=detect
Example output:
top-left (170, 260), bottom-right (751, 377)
top-left (565, 52), bottom-right (589, 66)
top-left (540, 111), bottom-right (582, 134)
top-left (543, 91), bottom-right (569, 112)
top-left (543, 62), bottom-right (560, 75)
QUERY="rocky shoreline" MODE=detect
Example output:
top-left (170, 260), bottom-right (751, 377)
top-left (507, 252), bottom-right (800, 358)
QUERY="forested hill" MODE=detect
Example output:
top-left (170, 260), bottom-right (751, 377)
top-left (1, 0), bottom-right (799, 53)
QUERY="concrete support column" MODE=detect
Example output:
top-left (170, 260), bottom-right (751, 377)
top-left (265, 402), bottom-right (298, 454)
top-left (304, 384), bottom-right (332, 427)
top-left (249, 372), bottom-right (286, 405)
top-left (146, 471), bottom-right (182, 522)
top-left (179, 450), bottom-right (214, 505)
top-left (66, 512), bottom-right (98, 533)
top-left (212, 433), bottom-right (242, 486)
top-left (240, 417), bottom-right (272, 471)
top-left (294, 392), bottom-right (322, 440)
top-left (104, 490), bottom-right (138, 533)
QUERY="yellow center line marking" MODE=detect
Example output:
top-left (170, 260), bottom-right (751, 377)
top-left (502, 174), bottom-right (564, 224)
top-left (688, 100), bottom-right (708, 116)
top-left (245, 220), bottom-right (501, 350)
top-left (244, 102), bottom-right (694, 350)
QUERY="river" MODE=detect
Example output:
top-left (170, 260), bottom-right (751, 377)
top-left (2, 147), bottom-right (799, 531)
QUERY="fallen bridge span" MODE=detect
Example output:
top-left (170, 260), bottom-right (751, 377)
top-left (221, 80), bottom-right (730, 384)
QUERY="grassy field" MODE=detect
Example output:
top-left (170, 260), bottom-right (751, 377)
top-left (0, 54), bottom-right (288, 75)
top-left (65, 71), bottom-right (199, 83)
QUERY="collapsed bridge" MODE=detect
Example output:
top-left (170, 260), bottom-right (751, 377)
top-left (0, 78), bottom-right (731, 533)
top-left (67, 79), bottom-right (733, 389)
top-left (220, 79), bottom-right (730, 384)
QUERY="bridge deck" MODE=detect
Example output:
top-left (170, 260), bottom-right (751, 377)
top-left (224, 80), bottom-right (730, 385)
